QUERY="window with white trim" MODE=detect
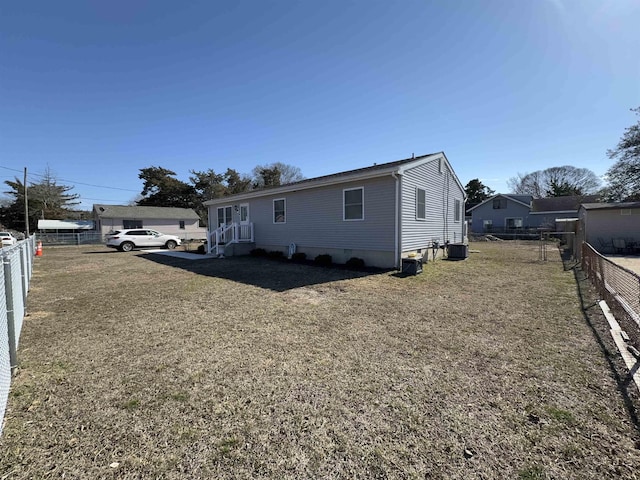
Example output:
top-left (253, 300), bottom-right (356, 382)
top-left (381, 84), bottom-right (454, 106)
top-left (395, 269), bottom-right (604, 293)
top-left (344, 187), bottom-right (364, 221)
top-left (273, 198), bottom-right (286, 223)
top-left (454, 199), bottom-right (461, 222)
top-left (416, 188), bottom-right (426, 220)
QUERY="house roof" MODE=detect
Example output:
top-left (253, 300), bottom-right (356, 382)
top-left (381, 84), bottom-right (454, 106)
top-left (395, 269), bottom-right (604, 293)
top-left (467, 194), bottom-right (532, 213)
top-left (581, 202), bottom-right (640, 211)
top-left (204, 152), bottom-right (463, 205)
top-left (37, 219), bottom-right (95, 230)
top-left (93, 204), bottom-right (200, 220)
top-left (531, 195), bottom-right (599, 212)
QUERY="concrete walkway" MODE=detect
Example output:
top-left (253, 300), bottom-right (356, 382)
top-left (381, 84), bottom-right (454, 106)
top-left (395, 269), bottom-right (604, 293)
top-left (143, 249), bottom-right (215, 261)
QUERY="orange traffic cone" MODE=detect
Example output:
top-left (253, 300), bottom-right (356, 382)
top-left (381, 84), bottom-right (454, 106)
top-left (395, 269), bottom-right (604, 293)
top-left (36, 241), bottom-right (43, 257)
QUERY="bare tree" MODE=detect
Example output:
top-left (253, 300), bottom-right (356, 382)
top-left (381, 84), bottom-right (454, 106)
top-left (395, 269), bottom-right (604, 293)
top-left (508, 166), bottom-right (600, 198)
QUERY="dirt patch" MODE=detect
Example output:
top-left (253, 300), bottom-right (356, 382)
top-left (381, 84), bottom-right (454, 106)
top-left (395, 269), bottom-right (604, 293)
top-left (1, 243), bottom-right (640, 479)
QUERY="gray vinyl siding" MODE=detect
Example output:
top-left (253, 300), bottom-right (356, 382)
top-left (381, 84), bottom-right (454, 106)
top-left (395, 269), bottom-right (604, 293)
top-left (209, 176), bottom-right (397, 252)
top-left (401, 158), bottom-right (465, 250)
top-left (581, 207), bottom-right (640, 247)
top-left (470, 200), bottom-right (531, 232)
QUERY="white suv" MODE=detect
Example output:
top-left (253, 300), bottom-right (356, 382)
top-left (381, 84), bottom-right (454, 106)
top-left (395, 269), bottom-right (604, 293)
top-left (0, 232), bottom-right (18, 248)
top-left (105, 229), bottom-right (181, 252)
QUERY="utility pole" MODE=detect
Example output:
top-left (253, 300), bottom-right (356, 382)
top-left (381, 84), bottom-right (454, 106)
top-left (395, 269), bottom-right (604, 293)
top-left (24, 167), bottom-right (29, 237)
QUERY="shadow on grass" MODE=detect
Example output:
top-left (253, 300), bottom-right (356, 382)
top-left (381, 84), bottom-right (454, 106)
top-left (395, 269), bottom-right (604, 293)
top-left (563, 247), bottom-right (640, 437)
top-left (137, 253), bottom-right (390, 292)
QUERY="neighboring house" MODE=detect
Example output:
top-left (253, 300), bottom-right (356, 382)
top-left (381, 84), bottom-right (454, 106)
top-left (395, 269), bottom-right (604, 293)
top-left (203, 152), bottom-right (466, 269)
top-left (468, 194), bottom-right (533, 233)
top-left (577, 202), bottom-right (640, 253)
top-left (469, 194), bottom-right (599, 233)
top-left (93, 205), bottom-right (207, 239)
top-left (37, 219), bottom-right (95, 233)
top-left (530, 195), bottom-right (599, 230)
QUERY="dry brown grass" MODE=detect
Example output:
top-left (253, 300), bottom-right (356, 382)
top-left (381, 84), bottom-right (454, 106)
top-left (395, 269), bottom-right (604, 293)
top-left (1, 242), bottom-right (640, 479)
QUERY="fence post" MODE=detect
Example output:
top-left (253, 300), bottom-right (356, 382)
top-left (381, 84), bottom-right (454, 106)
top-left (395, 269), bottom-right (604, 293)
top-left (2, 255), bottom-right (17, 375)
top-left (19, 246), bottom-right (28, 309)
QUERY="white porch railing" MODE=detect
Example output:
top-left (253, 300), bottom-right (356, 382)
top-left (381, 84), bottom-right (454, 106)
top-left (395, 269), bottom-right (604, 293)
top-left (209, 222), bottom-right (254, 255)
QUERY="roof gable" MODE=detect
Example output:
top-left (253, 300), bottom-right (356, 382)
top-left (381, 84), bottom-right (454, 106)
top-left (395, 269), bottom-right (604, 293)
top-left (468, 194), bottom-right (532, 212)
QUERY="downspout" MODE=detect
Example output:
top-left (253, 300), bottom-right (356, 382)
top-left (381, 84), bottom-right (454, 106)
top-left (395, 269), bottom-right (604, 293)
top-left (392, 172), bottom-right (401, 269)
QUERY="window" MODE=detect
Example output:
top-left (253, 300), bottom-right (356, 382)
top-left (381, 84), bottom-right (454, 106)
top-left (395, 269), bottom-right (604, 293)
top-left (483, 219), bottom-right (493, 232)
top-left (344, 187), bottom-right (364, 221)
top-left (273, 199), bottom-right (286, 223)
top-left (506, 217), bottom-right (523, 229)
top-left (493, 198), bottom-right (507, 209)
top-left (416, 188), bottom-right (426, 220)
top-left (123, 219), bottom-right (143, 229)
top-left (217, 206), bottom-right (232, 227)
top-left (179, 220), bottom-right (185, 229)
top-left (454, 199), bottom-right (461, 222)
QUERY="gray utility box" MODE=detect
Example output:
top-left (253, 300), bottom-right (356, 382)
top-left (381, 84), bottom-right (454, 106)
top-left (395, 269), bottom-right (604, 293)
top-left (447, 243), bottom-right (469, 259)
top-left (401, 257), bottom-right (423, 275)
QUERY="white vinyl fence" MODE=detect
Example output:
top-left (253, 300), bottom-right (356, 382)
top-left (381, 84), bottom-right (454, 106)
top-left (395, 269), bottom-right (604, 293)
top-left (0, 237), bottom-right (36, 436)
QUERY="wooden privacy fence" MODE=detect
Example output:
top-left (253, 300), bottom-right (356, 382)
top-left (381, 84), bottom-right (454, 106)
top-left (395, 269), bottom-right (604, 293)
top-left (581, 242), bottom-right (640, 342)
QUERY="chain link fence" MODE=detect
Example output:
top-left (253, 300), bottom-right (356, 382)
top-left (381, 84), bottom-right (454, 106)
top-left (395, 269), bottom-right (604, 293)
top-left (0, 237), bottom-right (36, 436)
top-left (581, 242), bottom-right (640, 346)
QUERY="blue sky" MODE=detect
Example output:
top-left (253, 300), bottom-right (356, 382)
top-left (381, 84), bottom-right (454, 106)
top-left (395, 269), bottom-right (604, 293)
top-left (1, 0), bottom-right (639, 210)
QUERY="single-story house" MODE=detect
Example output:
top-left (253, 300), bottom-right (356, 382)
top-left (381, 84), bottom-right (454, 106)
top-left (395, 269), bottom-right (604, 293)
top-left (37, 219), bottom-right (95, 233)
top-left (530, 195), bottom-right (599, 230)
top-left (577, 202), bottom-right (640, 253)
top-left (469, 194), bottom-right (599, 233)
top-left (93, 205), bottom-right (207, 240)
top-left (203, 152), bottom-right (466, 268)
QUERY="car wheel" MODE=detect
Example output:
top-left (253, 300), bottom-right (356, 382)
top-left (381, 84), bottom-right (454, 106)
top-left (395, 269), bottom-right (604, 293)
top-left (165, 240), bottom-right (177, 250)
top-left (120, 241), bottom-right (134, 252)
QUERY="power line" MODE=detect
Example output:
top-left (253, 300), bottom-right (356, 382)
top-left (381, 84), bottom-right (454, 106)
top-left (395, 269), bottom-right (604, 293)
top-left (0, 165), bottom-right (140, 192)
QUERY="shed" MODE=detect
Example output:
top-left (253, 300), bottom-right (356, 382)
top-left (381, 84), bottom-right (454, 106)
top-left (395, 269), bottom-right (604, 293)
top-left (577, 202), bottom-right (640, 253)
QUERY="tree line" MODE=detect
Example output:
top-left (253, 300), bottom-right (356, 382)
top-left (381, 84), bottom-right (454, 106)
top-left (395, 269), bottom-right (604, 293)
top-left (0, 162), bottom-right (303, 232)
top-left (2, 106), bottom-right (639, 233)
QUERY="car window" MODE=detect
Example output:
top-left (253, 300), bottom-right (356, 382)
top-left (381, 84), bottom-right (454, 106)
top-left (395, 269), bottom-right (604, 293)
top-left (128, 230), bottom-right (146, 236)
top-left (148, 230), bottom-right (160, 236)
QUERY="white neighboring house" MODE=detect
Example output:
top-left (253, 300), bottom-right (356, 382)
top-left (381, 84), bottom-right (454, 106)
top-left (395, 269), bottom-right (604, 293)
top-left (92, 205), bottom-right (207, 240)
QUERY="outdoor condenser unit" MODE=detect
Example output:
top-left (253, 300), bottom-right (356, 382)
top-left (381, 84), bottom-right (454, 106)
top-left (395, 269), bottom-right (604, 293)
top-left (447, 243), bottom-right (469, 260)
top-left (401, 257), bottom-right (423, 275)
